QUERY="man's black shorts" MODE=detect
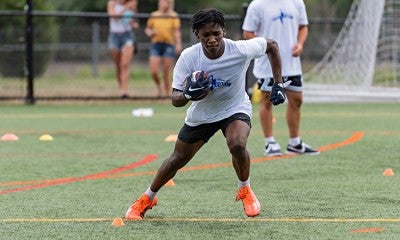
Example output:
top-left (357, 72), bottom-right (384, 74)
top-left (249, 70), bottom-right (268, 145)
top-left (258, 75), bottom-right (303, 92)
top-left (178, 113), bottom-right (251, 144)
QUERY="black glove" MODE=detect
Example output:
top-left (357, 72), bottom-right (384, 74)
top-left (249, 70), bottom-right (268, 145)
top-left (269, 83), bottom-right (286, 105)
top-left (183, 71), bottom-right (212, 101)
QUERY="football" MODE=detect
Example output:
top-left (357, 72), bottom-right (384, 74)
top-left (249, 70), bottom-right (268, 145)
top-left (183, 71), bottom-right (212, 101)
top-left (190, 70), bottom-right (203, 82)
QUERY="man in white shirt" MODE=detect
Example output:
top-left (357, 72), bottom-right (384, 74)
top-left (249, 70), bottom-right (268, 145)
top-left (242, 0), bottom-right (319, 156)
top-left (125, 8), bottom-right (286, 220)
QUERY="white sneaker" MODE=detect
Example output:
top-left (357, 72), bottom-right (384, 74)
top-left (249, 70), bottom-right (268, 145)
top-left (264, 142), bottom-right (282, 156)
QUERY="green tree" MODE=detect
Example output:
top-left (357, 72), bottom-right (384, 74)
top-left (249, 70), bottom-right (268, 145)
top-left (52, 0), bottom-right (104, 12)
top-left (53, 0), bottom-right (247, 14)
top-left (53, 0), bottom-right (353, 16)
top-left (0, 0), bottom-right (58, 77)
top-left (304, 0), bottom-right (352, 18)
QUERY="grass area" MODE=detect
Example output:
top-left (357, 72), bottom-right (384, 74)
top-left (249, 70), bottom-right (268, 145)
top-left (0, 61), bottom-right (158, 98)
top-left (0, 102), bottom-right (399, 239)
top-left (1, 59), bottom-right (398, 100)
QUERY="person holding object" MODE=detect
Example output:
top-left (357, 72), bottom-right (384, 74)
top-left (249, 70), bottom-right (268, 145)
top-left (242, 0), bottom-right (320, 156)
top-left (125, 8), bottom-right (285, 220)
top-left (107, 0), bottom-right (139, 98)
top-left (145, 0), bottom-right (182, 97)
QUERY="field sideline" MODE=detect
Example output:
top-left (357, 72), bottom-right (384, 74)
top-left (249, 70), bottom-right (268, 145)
top-left (0, 102), bottom-right (399, 239)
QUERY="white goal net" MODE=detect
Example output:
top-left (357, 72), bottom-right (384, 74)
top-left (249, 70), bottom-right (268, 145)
top-left (304, 0), bottom-right (400, 101)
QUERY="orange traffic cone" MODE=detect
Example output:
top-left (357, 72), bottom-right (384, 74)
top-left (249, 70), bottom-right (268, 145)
top-left (164, 134), bottom-right (178, 142)
top-left (111, 217), bottom-right (125, 226)
top-left (165, 179), bottom-right (176, 186)
top-left (383, 168), bottom-right (394, 176)
top-left (1, 133), bottom-right (19, 141)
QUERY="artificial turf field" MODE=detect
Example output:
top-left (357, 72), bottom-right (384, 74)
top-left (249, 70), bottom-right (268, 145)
top-left (0, 101), bottom-right (399, 239)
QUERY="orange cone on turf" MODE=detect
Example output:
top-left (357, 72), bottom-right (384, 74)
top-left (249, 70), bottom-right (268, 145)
top-left (1, 133), bottom-right (19, 141)
top-left (164, 134), bottom-right (178, 142)
top-left (111, 217), bottom-right (125, 226)
top-left (165, 179), bottom-right (176, 186)
top-left (383, 168), bottom-right (394, 176)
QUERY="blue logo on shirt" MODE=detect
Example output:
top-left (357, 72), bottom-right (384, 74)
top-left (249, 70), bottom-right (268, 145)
top-left (210, 77), bottom-right (231, 90)
top-left (273, 9), bottom-right (293, 23)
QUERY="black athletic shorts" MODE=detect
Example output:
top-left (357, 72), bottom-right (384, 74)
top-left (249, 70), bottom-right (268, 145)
top-left (258, 75), bottom-right (303, 92)
top-left (178, 113), bottom-right (251, 144)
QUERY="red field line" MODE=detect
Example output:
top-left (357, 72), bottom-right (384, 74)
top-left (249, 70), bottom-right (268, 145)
top-left (351, 227), bottom-right (385, 233)
top-left (0, 154), bottom-right (158, 195)
top-left (85, 131), bottom-right (365, 178)
top-left (0, 132), bottom-right (364, 194)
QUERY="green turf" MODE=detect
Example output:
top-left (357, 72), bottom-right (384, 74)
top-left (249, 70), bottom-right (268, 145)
top-left (0, 102), bottom-right (399, 240)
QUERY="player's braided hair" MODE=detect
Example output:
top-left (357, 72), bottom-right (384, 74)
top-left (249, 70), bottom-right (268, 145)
top-left (191, 8), bottom-right (226, 33)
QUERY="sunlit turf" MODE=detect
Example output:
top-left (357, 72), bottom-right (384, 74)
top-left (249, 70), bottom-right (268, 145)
top-left (0, 102), bottom-right (399, 239)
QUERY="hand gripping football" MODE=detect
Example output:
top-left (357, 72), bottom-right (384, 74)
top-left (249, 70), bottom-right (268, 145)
top-left (183, 71), bottom-right (212, 101)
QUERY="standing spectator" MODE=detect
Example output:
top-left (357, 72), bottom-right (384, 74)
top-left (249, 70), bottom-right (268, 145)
top-left (125, 8), bottom-right (286, 220)
top-left (107, 0), bottom-right (139, 98)
top-left (145, 0), bottom-right (182, 97)
top-left (242, 0), bottom-right (320, 156)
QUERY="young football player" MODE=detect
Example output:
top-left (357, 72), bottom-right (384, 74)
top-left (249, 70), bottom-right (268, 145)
top-left (125, 8), bottom-right (285, 219)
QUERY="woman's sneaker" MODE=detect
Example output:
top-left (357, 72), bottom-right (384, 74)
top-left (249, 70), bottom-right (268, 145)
top-left (286, 141), bottom-right (320, 155)
top-left (264, 142), bottom-right (282, 156)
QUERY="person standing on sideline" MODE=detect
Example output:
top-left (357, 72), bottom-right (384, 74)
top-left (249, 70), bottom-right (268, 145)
top-left (242, 0), bottom-right (320, 156)
top-left (107, 0), bottom-right (139, 98)
top-left (145, 0), bottom-right (182, 97)
top-left (125, 8), bottom-right (286, 220)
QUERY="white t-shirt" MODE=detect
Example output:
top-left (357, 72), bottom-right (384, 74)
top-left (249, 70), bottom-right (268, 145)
top-left (109, 1), bottom-right (131, 33)
top-left (242, 0), bottom-right (308, 78)
top-left (172, 37), bottom-right (267, 126)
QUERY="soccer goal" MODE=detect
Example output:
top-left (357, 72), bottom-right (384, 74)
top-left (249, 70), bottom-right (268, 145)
top-left (304, 0), bottom-right (400, 102)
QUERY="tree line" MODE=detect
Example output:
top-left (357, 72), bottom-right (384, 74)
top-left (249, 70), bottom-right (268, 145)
top-left (1, 0), bottom-right (352, 18)
top-left (0, 0), bottom-right (352, 77)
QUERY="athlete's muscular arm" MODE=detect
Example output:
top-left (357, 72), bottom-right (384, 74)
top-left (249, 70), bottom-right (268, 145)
top-left (292, 25), bottom-right (308, 57)
top-left (265, 39), bottom-right (283, 84)
top-left (172, 88), bottom-right (189, 107)
top-left (244, 32), bottom-right (282, 84)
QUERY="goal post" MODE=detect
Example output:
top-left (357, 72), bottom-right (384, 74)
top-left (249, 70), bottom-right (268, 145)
top-left (376, 0), bottom-right (400, 86)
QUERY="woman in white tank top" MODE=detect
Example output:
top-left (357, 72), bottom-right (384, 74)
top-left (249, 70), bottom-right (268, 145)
top-left (107, 0), bottom-right (139, 98)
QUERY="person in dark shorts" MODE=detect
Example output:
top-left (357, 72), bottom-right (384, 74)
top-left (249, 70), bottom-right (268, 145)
top-left (145, 0), bottom-right (182, 97)
top-left (125, 8), bottom-right (286, 220)
top-left (243, 0), bottom-right (320, 156)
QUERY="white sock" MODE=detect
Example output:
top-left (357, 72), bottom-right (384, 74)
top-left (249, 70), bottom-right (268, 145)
top-left (145, 187), bottom-right (157, 200)
top-left (289, 137), bottom-right (301, 146)
top-left (238, 178), bottom-right (250, 189)
top-left (265, 136), bottom-right (275, 145)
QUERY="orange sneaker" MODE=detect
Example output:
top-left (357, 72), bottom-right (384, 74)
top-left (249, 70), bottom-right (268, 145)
top-left (125, 193), bottom-right (158, 220)
top-left (235, 185), bottom-right (261, 217)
